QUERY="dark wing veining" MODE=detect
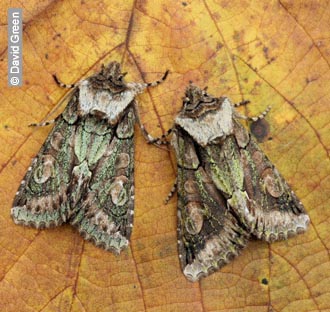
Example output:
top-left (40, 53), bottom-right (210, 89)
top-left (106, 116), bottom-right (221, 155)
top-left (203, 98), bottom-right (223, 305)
top-left (203, 120), bottom-right (309, 242)
top-left (11, 93), bottom-right (80, 228)
top-left (70, 107), bottom-right (135, 254)
top-left (173, 128), bottom-right (249, 282)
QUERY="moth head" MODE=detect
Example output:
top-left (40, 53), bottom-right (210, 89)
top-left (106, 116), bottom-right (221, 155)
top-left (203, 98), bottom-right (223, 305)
top-left (181, 83), bottom-right (219, 117)
top-left (91, 61), bottom-right (128, 92)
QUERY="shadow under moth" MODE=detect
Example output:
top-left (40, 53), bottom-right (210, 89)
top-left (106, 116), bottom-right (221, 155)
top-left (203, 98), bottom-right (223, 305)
top-left (11, 61), bottom-right (168, 254)
top-left (160, 84), bottom-right (310, 282)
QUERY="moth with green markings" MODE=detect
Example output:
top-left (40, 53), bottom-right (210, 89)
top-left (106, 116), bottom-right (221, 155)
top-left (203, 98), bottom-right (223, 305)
top-left (154, 83), bottom-right (310, 282)
top-left (11, 61), bottom-right (168, 254)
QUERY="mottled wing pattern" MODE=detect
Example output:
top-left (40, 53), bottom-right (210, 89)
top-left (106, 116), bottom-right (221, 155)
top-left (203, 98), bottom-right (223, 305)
top-left (172, 84), bottom-right (309, 281)
top-left (11, 60), bottom-right (168, 254)
top-left (70, 107), bottom-right (135, 253)
top-left (204, 120), bottom-right (309, 242)
top-left (11, 93), bottom-right (80, 228)
top-left (172, 129), bottom-right (249, 282)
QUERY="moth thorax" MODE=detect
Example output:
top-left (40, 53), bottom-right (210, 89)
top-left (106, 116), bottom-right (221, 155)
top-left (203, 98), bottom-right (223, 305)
top-left (175, 98), bottom-right (235, 147)
top-left (78, 80), bottom-right (136, 125)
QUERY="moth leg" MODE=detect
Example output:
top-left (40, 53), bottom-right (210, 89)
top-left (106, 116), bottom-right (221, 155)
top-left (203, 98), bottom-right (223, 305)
top-left (233, 100), bottom-right (250, 108)
top-left (164, 178), bottom-right (177, 204)
top-left (140, 126), bottom-right (172, 151)
top-left (28, 120), bottom-right (56, 127)
top-left (139, 123), bottom-right (170, 145)
top-left (132, 69), bottom-right (170, 146)
top-left (28, 77), bottom-right (75, 127)
top-left (144, 127), bottom-right (173, 146)
top-left (53, 74), bottom-right (76, 89)
top-left (146, 70), bottom-right (169, 87)
top-left (235, 106), bottom-right (271, 122)
top-left (133, 98), bottom-right (172, 146)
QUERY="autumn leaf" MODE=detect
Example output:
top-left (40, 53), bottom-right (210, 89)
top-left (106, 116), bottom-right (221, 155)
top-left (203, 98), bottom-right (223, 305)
top-left (1, 0), bottom-right (330, 311)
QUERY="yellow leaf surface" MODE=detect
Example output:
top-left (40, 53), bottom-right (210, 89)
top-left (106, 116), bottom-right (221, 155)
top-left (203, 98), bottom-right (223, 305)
top-left (1, 1), bottom-right (330, 311)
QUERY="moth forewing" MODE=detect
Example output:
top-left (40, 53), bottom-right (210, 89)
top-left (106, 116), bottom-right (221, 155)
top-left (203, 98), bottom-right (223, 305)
top-left (11, 61), bottom-right (168, 254)
top-left (172, 84), bottom-right (309, 281)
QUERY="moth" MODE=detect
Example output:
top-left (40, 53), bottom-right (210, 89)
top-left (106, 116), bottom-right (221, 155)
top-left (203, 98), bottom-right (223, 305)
top-left (155, 83), bottom-right (310, 282)
top-left (11, 61), bottom-right (168, 254)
